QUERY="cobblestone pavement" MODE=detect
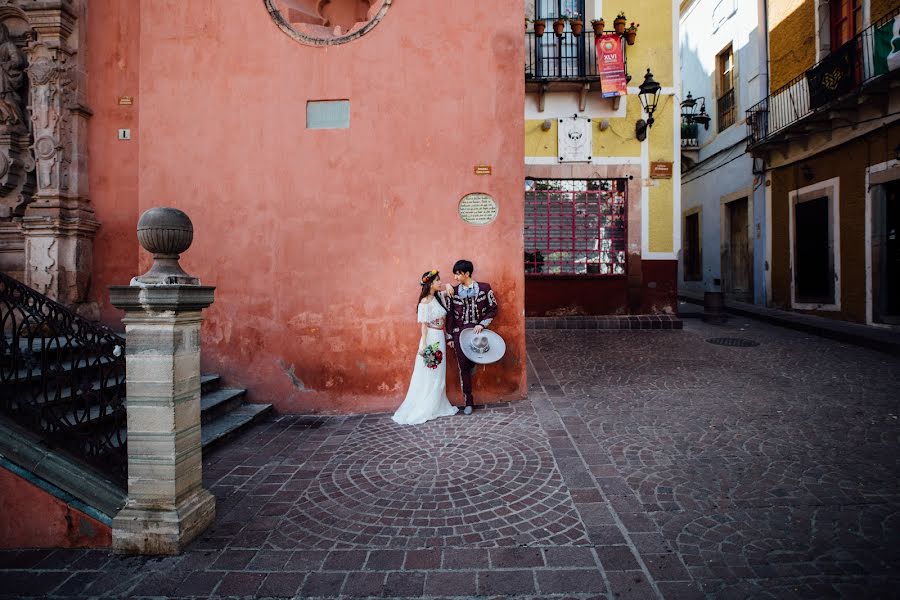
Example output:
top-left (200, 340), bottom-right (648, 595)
top-left (1, 317), bottom-right (899, 599)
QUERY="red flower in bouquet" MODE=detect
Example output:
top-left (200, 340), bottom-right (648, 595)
top-left (421, 342), bottom-right (443, 369)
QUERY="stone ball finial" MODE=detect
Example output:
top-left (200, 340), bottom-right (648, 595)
top-left (137, 207), bottom-right (194, 256)
top-left (132, 207), bottom-right (200, 286)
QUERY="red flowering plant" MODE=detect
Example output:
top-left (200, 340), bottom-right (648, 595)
top-left (420, 342), bottom-right (443, 369)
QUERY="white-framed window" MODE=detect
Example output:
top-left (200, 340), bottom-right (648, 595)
top-left (789, 177), bottom-right (841, 310)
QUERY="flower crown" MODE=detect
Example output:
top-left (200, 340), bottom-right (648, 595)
top-left (421, 269), bottom-right (438, 284)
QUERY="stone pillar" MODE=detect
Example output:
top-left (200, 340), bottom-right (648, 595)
top-left (109, 208), bottom-right (215, 555)
top-left (20, 0), bottom-right (98, 315)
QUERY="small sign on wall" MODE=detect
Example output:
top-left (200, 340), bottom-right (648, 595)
top-left (558, 117), bottom-right (592, 163)
top-left (650, 161), bottom-right (673, 179)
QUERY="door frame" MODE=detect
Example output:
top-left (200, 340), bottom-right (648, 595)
top-left (719, 189), bottom-right (754, 299)
top-left (865, 159), bottom-right (900, 327)
top-left (788, 177), bottom-right (841, 311)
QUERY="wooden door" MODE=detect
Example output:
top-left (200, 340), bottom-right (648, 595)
top-left (726, 198), bottom-right (750, 297)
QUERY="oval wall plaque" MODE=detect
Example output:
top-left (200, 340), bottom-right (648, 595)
top-left (458, 193), bottom-right (498, 226)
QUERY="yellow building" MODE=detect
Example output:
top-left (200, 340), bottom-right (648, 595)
top-left (524, 1), bottom-right (680, 317)
top-left (752, 0), bottom-right (900, 326)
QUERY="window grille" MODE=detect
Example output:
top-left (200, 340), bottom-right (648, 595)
top-left (524, 179), bottom-right (627, 276)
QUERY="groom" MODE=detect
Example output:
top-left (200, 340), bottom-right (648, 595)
top-left (445, 259), bottom-right (498, 415)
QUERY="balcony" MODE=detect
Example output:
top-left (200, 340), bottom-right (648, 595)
top-left (681, 121), bottom-right (700, 169)
top-left (525, 30), bottom-right (628, 111)
top-left (746, 7), bottom-right (900, 150)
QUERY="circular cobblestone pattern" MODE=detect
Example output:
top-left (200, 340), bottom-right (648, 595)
top-left (268, 411), bottom-right (589, 550)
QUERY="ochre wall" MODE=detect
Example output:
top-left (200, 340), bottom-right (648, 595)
top-left (523, 0), bottom-right (679, 313)
top-left (768, 0), bottom-right (816, 91)
top-left (770, 122), bottom-right (900, 322)
top-left (87, 0), bottom-right (526, 413)
top-left (871, 0), bottom-right (898, 23)
top-left (648, 98), bottom-right (675, 254)
top-left (0, 466), bottom-right (111, 549)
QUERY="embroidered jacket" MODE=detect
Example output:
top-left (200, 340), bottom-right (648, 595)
top-left (446, 282), bottom-right (498, 338)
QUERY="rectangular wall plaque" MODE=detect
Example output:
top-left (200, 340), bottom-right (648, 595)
top-left (474, 165), bottom-right (492, 175)
top-left (307, 100), bottom-right (350, 129)
top-left (650, 161), bottom-right (673, 179)
top-left (118, 96), bottom-right (133, 105)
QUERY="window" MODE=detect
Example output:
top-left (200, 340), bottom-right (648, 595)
top-left (830, 0), bottom-right (862, 50)
top-left (524, 179), bottom-right (627, 275)
top-left (716, 45), bottom-right (736, 132)
top-left (789, 177), bottom-right (841, 309)
top-left (683, 212), bottom-right (702, 281)
top-left (535, 0), bottom-right (586, 78)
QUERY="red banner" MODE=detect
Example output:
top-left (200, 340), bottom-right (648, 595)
top-left (596, 34), bottom-right (627, 97)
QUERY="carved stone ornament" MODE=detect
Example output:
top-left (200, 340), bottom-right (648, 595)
top-left (0, 7), bottom-right (34, 218)
top-left (264, 0), bottom-right (392, 46)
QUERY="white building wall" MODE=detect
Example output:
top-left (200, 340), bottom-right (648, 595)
top-left (679, 0), bottom-right (768, 303)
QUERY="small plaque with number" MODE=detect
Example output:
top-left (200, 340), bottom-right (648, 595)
top-left (458, 193), bottom-right (498, 226)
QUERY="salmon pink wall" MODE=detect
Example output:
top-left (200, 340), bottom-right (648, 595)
top-left (0, 466), bottom-right (111, 549)
top-left (87, 0), bottom-right (526, 413)
top-left (87, 0), bottom-right (140, 325)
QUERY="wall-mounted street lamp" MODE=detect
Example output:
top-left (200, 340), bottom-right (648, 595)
top-left (681, 91), bottom-right (710, 130)
top-left (636, 68), bottom-right (661, 142)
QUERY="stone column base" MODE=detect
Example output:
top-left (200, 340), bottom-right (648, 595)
top-left (112, 487), bottom-right (215, 555)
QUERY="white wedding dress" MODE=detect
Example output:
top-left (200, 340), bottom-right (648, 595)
top-left (392, 298), bottom-right (459, 425)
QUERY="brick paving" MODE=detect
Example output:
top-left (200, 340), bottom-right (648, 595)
top-left (1, 317), bottom-right (899, 599)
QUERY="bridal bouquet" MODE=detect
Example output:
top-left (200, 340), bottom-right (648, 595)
top-left (420, 342), bottom-right (443, 369)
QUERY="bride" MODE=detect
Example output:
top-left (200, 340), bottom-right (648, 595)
top-left (392, 269), bottom-right (459, 425)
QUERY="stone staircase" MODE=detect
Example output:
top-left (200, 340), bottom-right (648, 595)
top-left (200, 373), bottom-right (272, 449)
top-left (0, 272), bottom-right (272, 494)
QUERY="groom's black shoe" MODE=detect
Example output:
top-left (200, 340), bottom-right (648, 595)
top-left (463, 406), bottom-right (473, 415)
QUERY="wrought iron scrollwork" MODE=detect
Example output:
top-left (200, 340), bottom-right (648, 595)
top-left (0, 272), bottom-right (126, 485)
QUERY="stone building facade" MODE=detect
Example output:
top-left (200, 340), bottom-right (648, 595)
top-left (0, 0), bottom-right (98, 319)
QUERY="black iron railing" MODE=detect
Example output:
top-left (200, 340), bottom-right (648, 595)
top-left (681, 122), bottom-right (699, 148)
top-left (526, 30), bottom-right (609, 81)
top-left (0, 272), bottom-right (127, 484)
top-left (747, 7), bottom-right (900, 147)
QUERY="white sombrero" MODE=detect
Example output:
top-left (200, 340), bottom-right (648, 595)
top-left (459, 328), bottom-right (507, 364)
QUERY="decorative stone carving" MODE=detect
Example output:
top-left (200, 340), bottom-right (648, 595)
top-left (0, 22), bottom-right (27, 134)
top-left (266, 0), bottom-right (391, 46)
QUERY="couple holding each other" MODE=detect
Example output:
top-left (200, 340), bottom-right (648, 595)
top-left (392, 259), bottom-right (505, 425)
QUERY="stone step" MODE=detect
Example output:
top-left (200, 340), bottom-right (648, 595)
top-left (200, 373), bottom-right (221, 395)
top-left (201, 403), bottom-right (273, 451)
top-left (200, 388), bottom-right (247, 424)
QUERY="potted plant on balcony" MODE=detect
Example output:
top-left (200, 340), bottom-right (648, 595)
top-left (591, 18), bottom-right (605, 35)
top-left (613, 11), bottom-right (627, 35)
top-left (533, 18), bottom-right (546, 37)
top-left (553, 16), bottom-right (566, 37)
top-left (564, 8), bottom-right (583, 37)
top-left (624, 22), bottom-right (639, 45)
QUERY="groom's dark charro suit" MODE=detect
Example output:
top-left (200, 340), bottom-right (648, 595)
top-left (445, 282), bottom-right (498, 407)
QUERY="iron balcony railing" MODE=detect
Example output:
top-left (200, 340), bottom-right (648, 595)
top-left (681, 122), bottom-right (699, 148)
top-left (526, 30), bottom-right (604, 81)
top-left (0, 272), bottom-right (127, 485)
top-left (747, 7), bottom-right (900, 147)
